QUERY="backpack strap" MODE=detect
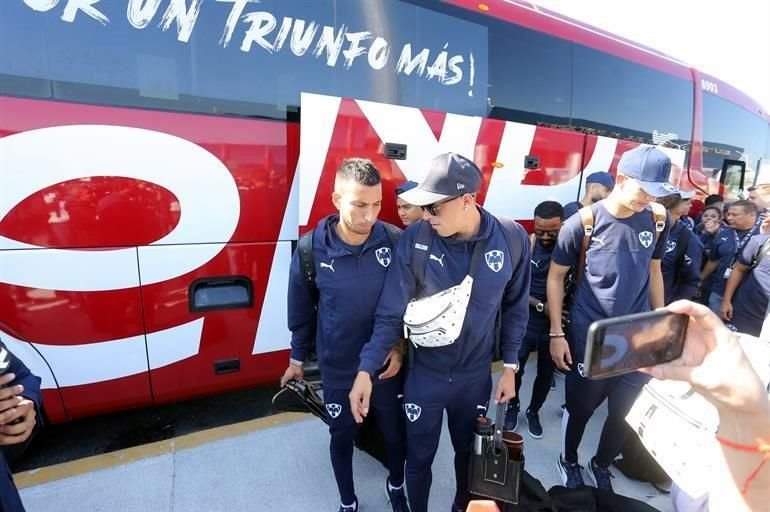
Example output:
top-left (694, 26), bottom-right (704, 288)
top-left (752, 237), bottom-right (770, 269)
top-left (381, 221), bottom-right (402, 247)
top-left (492, 216), bottom-right (526, 361)
top-left (297, 230), bottom-right (318, 305)
top-left (651, 202), bottom-right (667, 243)
top-left (675, 224), bottom-right (691, 269)
top-left (576, 205), bottom-right (595, 285)
top-left (411, 220), bottom-right (434, 292)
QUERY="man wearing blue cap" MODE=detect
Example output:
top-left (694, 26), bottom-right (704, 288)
top-left (395, 181), bottom-right (423, 227)
top-left (547, 146), bottom-right (672, 492)
top-left (349, 153), bottom-right (531, 512)
top-left (563, 172), bottom-right (615, 219)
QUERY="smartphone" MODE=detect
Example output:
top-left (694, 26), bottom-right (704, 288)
top-left (584, 310), bottom-right (688, 379)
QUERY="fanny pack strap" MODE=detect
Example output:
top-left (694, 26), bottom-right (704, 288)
top-left (468, 238), bottom-right (486, 278)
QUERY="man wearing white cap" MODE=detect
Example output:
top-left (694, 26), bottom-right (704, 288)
top-left (547, 145), bottom-right (672, 492)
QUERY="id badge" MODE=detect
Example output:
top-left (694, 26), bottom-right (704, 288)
top-left (723, 267), bottom-right (732, 279)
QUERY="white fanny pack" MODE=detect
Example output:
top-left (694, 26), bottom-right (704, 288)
top-left (403, 239), bottom-right (486, 348)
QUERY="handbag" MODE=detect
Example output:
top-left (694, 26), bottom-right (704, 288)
top-left (469, 404), bottom-right (524, 504)
top-left (403, 239), bottom-right (485, 348)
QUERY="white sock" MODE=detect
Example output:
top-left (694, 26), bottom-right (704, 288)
top-left (388, 480), bottom-right (404, 491)
top-left (341, 501), bottom-right (357, 511)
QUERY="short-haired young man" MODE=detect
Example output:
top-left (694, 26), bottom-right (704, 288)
top-left (282, 158), bottom-right (408, 512)
top-left (547, 146), bottom-right (672, 491)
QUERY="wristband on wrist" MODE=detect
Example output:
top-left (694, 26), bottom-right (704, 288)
top-left (549, 332), bottom-right (566, 338)
top-left (289, 358), bottom-right (304, 368)
top-left (715, 435), bottom-right (770, 494)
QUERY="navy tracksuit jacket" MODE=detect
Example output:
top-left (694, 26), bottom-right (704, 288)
top-left (287, 216), bottom-right (405, 505)
top-left (1, 340), bottom-right (42, 512)
top-left (358, 208), bottom-right (530, 512)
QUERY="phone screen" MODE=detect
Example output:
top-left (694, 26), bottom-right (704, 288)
top-left (586, 311), bottom-right (688, 379)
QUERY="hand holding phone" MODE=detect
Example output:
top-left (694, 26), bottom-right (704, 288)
top-left (584, 310), bottom-right (688, 379)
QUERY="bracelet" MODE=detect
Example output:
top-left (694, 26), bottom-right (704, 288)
top-left (549, 333), bottom-right (566, 338)
top-left (715, 435), bottom-right (770, 494)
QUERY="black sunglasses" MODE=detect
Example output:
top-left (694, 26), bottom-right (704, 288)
top-left (534, 229), bottom-right (560, 238)
top-left (421, 196), bottom-right (462, 216)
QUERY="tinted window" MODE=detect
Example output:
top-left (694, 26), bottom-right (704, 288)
top-left (190, 277), bottom-right (253, 313)
top-left (702, 93), bottom-right (769, 186)
top-left (486, 23), bottom-right (572, 126)
top-left (0, 1), bottom-right (488, 119)
top-left (572, 45), bottom-right (693, 149)
top-left (405, 0), bottom-right (572, 126)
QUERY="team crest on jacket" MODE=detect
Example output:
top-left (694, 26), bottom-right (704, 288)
top-left (665, 240), bottom-right (677, 253)
top-left (326, 403), bottom-right (342, 419)
top-left (404, 403), bottom-right (422, 422)
top-left (485, 250), bottom-right (504, 272)
top-left (638, 231), bottom-right (653, 248)
top-left (375, 247), bottom-right (392, 267)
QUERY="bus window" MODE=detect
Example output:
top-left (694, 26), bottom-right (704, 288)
top-left (719, 160), bottom-right (746, 200)
top-left (0, 1), bottom-right (489, 120)
top-left (702, 93), bottom-right (769, 189)
top-left (572, 45), bottom-right (693, 153)
top-left (402, 0), bottom-right (573, 127)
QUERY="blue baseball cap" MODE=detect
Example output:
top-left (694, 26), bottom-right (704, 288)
top-left (399, 153), bottom-right (482, 206)
top-left (585, 172), bottom-right (615, 190)
top-left (617, 146), bottom-right (677, 197)
top-left (395, 180), bottom-right (418, 197)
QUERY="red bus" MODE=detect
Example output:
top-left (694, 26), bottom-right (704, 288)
top-left (1, 0), bottom-right (768, 424)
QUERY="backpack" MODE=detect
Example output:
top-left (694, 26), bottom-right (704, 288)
top-left (575, 202), bottom-right (667, 284)
top-left (293, 221), bottom-right (401, 468)
top-left (297, 221), bottom-right (402, 300)
top-left (409, 216), bottom-right (525, 361)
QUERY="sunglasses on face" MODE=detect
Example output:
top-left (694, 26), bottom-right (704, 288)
top-left (421, 195), bottom-right (462, 216)
top-left (534, 229), bottom-right (559, 238)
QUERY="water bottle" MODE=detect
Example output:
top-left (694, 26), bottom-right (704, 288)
top-left (473, 416), bottom-right (493, 455)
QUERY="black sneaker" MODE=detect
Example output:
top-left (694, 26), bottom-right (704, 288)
top-left (525, 409), bottom-right (543, 439)
top-left (504, 402), bottom-right (519, 432)
top-left (557, 456), bottom-right (584, 488)
top-left (588, 457), bottom-right (614, 492)
top-left (338, 497), bottom-right (358, 512)
top-left (386, 478), bottom-right (410, 512)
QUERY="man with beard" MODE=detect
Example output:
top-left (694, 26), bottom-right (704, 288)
top-left (504, 201), bottom-right (563, 439)
top-left (282, 158), bottom-right (408, 512)
top-left (701, 200), bottom-right (759, 315)
top-left (563, 172), bottom-right (615, 219)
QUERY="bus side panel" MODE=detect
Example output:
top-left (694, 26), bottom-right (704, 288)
top-left (140, 242), bottom-right (287, 404)
top-left (297, 94), bottom-right (586, 232)
top-left (0, 254), bottom-right (152, 421)
top-left (0, 97), bottom-right (298, 419)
